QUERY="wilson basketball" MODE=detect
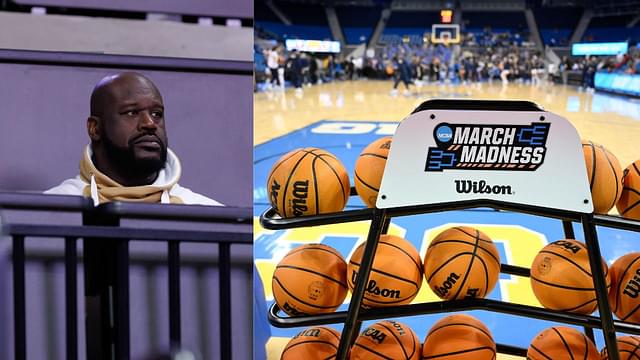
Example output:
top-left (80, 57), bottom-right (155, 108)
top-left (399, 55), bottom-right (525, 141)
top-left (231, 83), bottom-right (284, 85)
top-left (273, 244), bottom-right (348, 315)
top-left (601, 335), bottom-right (640, 359)
top-left (608, 252), bottom-right (640, 323)
top-left (582, 140), bottom-right (623, 214)
top-left (422, 314), bottom-right (496, 360)
top-left (267, 147), bottom-right (351, 218)
top-left (351, 320), bottom-right (420, 360)
top-left (528, 326), bottom-right (599, 360)
top-left (616, 160), bottom-right (640, 220)
top-left (423, 226), bottom-right (500, 300)
top-left (530, 239), bottom-right (610, 314)
top-left (347, 234), bottom-right (422, 307)
top-left (281, 326), bottom-right (341, 360)
top-left (385, 64), bottom-right (394, 76)
top-left (354, 136), bottom-right (392, 208)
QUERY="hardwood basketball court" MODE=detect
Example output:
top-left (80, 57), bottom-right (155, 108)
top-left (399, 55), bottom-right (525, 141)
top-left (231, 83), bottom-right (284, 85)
top-left (255, 80), bottom-right (640, 166)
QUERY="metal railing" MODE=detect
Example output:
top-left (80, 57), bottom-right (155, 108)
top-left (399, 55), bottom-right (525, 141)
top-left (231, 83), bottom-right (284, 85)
top-left (1, 192), bottom-right (252, 360)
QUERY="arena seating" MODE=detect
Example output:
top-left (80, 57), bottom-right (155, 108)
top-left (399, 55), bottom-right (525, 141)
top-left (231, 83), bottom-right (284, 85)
top-left (535, 7), bottom-right (581, 46)
top-left (337, 5), bottom-right (381, 44)
top-left (583, 15), bottom-right (640, 42)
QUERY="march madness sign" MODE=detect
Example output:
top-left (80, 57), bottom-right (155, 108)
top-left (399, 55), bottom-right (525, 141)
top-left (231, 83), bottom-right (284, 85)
top-left (425, 123), bottom-right (551, 171)
top-left (377, 110), bottom-right (592, 213)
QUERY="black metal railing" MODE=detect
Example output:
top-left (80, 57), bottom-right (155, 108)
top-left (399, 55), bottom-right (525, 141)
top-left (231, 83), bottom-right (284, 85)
top-left (1, 192), bottom-right (252, 360)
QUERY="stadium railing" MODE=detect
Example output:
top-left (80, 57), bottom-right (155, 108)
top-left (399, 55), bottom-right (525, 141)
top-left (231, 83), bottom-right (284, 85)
top-left (1, 192), bottom-right (252, 360)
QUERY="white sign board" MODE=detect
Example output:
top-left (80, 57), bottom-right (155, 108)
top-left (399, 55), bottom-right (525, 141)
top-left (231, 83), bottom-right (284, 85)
top-left (377, 110), bottom-right (593, 213)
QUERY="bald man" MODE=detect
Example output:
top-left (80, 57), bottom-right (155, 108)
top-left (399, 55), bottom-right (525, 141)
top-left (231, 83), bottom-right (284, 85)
top-left (46, 72), bottom-right (222, 206)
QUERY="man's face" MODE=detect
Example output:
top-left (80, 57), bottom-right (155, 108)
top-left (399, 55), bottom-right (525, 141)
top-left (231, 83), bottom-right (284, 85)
top-left (100, 76), bottom-right (168, 173)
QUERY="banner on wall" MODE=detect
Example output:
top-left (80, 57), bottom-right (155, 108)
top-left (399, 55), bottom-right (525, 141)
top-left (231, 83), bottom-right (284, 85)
top-left (571, 42), bottom-right (628, 56)
top-left (285, 39), bottom-right (341, 53)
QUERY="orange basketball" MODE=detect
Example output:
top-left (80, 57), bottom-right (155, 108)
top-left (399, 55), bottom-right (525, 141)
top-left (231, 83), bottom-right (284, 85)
top-left (385, 64), bottom-right (394, 76)
top-left (616, 160), bottom-right (640, 220)
top-left (281, 326), bottom-right (341, 360)
top-left (273, 244), bottom-right (348, 315)
top-left (354, 137), bottom-right (392, 208)
top-left (422, 314), bottom-right (496, 360)
top-left (351, 320), bottom-right (420, 359)
top-left (608, 252), bottom-right (640, 323)
top-left (530, 239), bottom-right (610, 314)
top-left (582, 140), bottom-right (623, 214)
top-left (601, 335), bottom-right (640, 359)
top-left (347, 234), bottom-right (422, 307)
top-left (423, 226), bottom-right (500, 300)
top-left (267, 147), bottom-right (351, 218)
top-left (528, 326), bottom-right (598, 360)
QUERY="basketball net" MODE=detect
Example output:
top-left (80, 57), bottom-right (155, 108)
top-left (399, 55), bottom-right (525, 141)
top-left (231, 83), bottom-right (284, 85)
top-left (441, 33), bottom-right (451, 47)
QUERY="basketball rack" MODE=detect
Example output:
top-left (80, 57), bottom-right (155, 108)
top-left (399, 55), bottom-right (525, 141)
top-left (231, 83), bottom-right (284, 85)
top-left (260, 100), bottom-right (640, 360)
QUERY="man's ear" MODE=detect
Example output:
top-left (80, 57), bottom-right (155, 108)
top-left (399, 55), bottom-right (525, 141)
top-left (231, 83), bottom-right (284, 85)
top-left (87, 116), bottom-right (101, 141)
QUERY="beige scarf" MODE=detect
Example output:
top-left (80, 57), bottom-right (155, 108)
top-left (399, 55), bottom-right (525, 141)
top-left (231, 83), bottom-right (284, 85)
top-left (79, 145), bottom-right (183, 205)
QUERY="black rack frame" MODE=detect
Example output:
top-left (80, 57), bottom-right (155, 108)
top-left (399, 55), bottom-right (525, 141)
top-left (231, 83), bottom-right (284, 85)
top-left (259, 99), bottom-right (638, 360)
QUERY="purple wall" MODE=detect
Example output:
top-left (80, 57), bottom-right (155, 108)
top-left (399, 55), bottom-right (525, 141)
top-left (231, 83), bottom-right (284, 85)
top-left (14, 0), bottom-right (253, 18)
top-left (0, 61), bottom-right (252, 208)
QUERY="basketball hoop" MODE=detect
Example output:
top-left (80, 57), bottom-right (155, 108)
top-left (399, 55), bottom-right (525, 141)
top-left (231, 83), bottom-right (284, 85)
top-left (431, 24), bottom-right (460, 45)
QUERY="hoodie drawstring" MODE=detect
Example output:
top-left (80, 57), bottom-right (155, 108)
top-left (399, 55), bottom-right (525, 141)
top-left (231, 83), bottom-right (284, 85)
top-left (90, 174), bottom-right (99, 206)
top-left (161, 190), bottom-right (170, 204)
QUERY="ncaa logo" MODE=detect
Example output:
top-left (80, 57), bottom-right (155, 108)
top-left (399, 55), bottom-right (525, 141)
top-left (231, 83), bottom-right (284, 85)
top-left (435, 125), bottom-right (453, 142)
